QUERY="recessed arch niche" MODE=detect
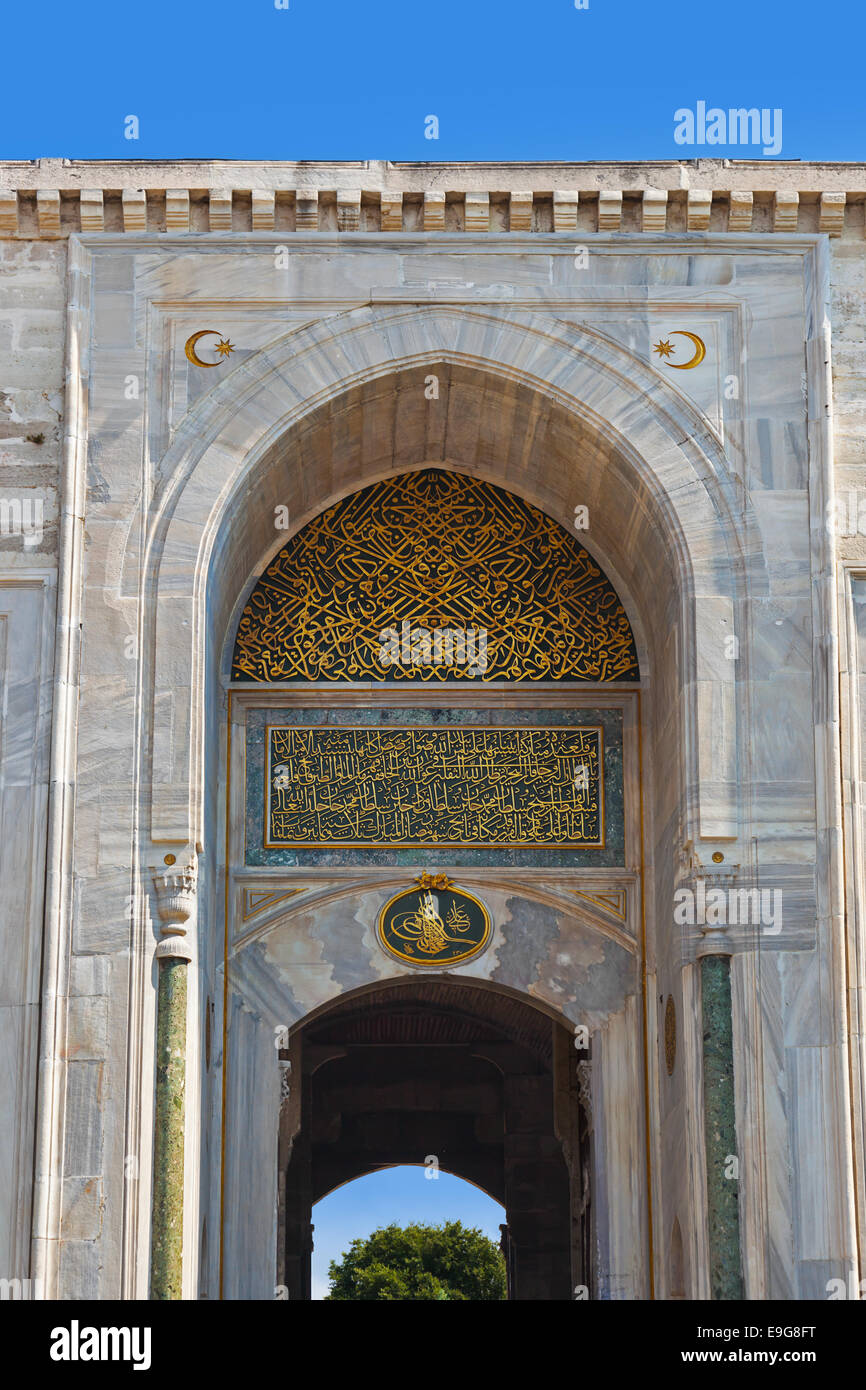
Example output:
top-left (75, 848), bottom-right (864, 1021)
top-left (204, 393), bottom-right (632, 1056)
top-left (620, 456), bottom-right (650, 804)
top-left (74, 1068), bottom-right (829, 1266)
top-left (180, 318), bottom-right (751, 1302)
top-left (230, 467), bottom-right (639, 685)
top-left (279, 979), bottom-right (587, 1301)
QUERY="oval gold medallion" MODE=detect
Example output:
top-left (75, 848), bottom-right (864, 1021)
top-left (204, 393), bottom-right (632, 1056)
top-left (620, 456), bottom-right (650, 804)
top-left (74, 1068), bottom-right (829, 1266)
top-left (377, 874), bottom-right (491, 969)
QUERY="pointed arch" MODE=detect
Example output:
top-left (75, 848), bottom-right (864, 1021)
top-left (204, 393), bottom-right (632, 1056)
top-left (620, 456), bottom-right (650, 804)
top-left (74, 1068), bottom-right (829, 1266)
top-left (231, 468), bottom-right (640, 684)
top-left (139, 303), bottom-right (755, 847)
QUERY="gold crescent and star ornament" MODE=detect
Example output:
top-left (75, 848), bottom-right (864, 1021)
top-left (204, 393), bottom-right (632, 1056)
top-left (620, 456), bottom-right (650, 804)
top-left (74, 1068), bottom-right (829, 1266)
top-left (184, 329), bottom-right (235, 368)
top-left (376, 873), bottom-right (492, 968)
top-left (652, 331), bottom-right (706, 370)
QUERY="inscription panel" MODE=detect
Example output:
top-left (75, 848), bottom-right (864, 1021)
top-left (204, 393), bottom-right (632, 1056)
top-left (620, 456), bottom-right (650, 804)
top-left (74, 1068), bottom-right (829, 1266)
top-left (232, 470), bottom-right (639, 684)
top-left (266, 724), bottom-right (604, 848)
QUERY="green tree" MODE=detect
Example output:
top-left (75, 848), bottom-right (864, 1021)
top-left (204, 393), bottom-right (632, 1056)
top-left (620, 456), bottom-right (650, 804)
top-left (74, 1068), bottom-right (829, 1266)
top-left (325, 1220), bottom-right (507, 1301)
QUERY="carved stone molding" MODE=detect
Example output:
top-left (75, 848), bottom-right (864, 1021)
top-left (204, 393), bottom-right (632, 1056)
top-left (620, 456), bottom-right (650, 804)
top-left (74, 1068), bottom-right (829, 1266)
top-left (279, 1058), bottom-right (292, 1107)
top-left (675, 841), bottom-right (749, 956)
top-left (0, 159), bottom-right (854, 238)
top-left (150, 858), bottom-right (197, 1298)
top-left (577, 1060), bottom-right (592, 1132)
top-left (152, 858), bottom-right (197, 960)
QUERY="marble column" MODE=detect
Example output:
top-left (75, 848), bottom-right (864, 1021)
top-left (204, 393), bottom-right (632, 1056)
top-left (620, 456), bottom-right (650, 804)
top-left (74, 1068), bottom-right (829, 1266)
top-left (700, 953), bottom-right (744, 1300)
top-left (150, 860), bottom-right (196, 1300)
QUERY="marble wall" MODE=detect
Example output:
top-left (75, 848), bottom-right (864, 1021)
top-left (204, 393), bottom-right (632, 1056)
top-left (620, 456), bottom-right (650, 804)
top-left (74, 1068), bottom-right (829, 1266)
top-left (0, 573), bottom-right (54, 1284)
top-left (0, 163), bottom-right (863, 1300)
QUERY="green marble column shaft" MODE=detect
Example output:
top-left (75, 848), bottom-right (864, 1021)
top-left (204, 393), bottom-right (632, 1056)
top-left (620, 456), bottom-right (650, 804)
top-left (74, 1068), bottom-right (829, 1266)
top-left (150, 957), bottom-right (187, 1300)
top-left (700, 954), bottom-right (744, 1300)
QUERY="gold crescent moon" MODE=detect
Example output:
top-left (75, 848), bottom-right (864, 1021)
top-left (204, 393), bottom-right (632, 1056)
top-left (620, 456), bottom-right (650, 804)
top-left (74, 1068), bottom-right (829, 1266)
top-left (667, 330), bottom-right (706, 370)
top-left (184, 329), bottom-right (225, 368)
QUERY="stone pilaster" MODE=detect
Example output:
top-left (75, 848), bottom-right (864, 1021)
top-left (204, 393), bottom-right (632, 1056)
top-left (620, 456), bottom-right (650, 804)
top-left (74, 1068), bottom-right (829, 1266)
top-left (700, 955), bottom-right (744, 1300)
top-left (149, 858), bottom-right (196, 1299)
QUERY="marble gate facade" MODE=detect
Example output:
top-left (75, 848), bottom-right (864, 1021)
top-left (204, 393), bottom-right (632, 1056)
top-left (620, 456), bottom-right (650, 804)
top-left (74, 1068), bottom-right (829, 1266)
top-left (1, 159), bottom-right (865, 1300)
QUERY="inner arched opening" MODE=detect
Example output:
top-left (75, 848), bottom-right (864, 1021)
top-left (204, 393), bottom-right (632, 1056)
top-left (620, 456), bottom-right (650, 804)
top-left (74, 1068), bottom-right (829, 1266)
top-left (278, 981), bottom-right (589, 1301)
top-left (311, 1167), bottom-right (507, 1300)
top-left (204, 339), bottom-right (724, 1300)
top-left (207, 359), bottom-right (689, 686)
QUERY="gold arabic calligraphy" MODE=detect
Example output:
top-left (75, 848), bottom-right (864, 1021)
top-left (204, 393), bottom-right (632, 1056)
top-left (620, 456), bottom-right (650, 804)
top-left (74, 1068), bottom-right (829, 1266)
top-left (377, 879), bottom-right (492, 967)
top-left (232, 470), bottom-right (639, 683)
top-left (267, 725), bottom-right (603, 848)
top-left (390, 889), bottom-right (473, 954)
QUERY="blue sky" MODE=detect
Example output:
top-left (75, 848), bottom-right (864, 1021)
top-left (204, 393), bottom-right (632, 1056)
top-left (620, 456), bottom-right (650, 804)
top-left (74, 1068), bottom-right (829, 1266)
top-left (2, 0), bottom-right (864, 161)
top-left (311, 1168), bottom-right (505, 1300)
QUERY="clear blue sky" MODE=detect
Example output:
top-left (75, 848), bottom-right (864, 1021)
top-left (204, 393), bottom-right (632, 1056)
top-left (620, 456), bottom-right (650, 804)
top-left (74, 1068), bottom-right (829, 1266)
top-left (3, 0), bottom-right (864, 161)
top-left (311, 1167), bottom-right (504, 1300)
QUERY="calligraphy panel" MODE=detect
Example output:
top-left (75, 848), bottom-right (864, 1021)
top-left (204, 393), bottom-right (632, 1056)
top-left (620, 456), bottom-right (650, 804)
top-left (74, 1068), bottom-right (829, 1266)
top-left (266, 724), bottom-right (604, 848)
top-left (232, 470), bottom-right (639, 683)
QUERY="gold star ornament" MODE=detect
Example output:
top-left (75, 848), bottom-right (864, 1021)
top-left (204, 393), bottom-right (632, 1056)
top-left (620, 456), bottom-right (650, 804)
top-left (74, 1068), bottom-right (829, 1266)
top-left (653, 338), bottom-right (675, 359)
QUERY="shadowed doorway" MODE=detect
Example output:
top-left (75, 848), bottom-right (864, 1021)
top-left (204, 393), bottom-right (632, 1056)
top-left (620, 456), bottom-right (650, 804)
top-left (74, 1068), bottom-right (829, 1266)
top-left (278, 981), bottom-right (591, 1301)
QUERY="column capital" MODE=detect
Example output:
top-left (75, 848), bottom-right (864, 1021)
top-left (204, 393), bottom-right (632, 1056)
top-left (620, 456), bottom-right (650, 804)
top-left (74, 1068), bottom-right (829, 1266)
top-left (152, 856), bottom-right (197, 959)
top-left (676, 845), bottom-right (744, 957)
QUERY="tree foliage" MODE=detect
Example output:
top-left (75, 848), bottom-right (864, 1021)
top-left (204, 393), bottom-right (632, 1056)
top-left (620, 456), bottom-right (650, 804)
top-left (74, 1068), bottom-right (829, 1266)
top-left (325, 1220), bottom-right (507, 1301)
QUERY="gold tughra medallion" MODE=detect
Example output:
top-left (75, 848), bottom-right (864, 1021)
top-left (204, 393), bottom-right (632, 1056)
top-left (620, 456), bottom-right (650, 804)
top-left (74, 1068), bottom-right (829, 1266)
top-left (376, 874), bottom-right (492, 968)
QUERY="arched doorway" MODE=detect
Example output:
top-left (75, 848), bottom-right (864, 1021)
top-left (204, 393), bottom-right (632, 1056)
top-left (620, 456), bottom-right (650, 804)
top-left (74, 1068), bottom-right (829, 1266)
top-left (145, 301), bottom-right (770, 1302)
top-left (215, 459), bottom-right (648, 1300)
top-left (278, 981), bottom-right (590, 1301)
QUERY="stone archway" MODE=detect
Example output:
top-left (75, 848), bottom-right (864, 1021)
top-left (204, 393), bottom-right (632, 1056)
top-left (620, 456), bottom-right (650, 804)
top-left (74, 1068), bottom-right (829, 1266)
top-left (278, 981), bottom-right (585, 1302)
top-left (216, 459), bottom-right (647, 1298)
top-left (31, 227), bottom-right (851, 1305)
top-left (145, 306), bottom-right (750, 851)
top-left (129, 301), bottom-right (796, 1301)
